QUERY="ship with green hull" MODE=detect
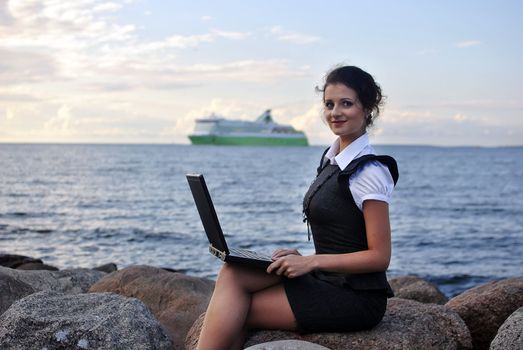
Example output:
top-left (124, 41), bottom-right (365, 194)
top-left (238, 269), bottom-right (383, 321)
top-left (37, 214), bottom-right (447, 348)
top-left (188, 109), bottom-right (308, 146)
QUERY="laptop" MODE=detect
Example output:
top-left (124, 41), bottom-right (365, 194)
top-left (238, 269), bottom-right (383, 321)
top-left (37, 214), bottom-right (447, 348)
top-left (186, 174), bottom-right (273, 269)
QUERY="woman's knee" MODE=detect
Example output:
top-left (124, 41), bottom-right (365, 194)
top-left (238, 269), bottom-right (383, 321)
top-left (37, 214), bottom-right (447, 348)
top-left (216, 263), bottom-right (247, 287)
top-left (216, 263), bottom-right (279, 292)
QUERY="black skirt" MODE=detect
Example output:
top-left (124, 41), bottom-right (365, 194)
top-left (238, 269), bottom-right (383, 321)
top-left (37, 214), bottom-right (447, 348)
top-left (283, 272), bottom-right (387, 333)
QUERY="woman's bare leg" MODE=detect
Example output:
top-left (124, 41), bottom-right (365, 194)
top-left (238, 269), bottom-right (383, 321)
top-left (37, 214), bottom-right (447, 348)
top-left (227, 283), bottom-right (297, 349)
top-left (228, 282), bottom-right (299, 350)
top-left (247, 283), bottom-right (297, 330)
top-left (196, 263), bottom-right (290, 350)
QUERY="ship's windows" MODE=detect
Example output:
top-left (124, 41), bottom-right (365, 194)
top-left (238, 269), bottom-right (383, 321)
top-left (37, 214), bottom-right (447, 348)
top-left (194, 122), bottom-right (216, 133)
top-left (272, 126), bottom-right (296, 134)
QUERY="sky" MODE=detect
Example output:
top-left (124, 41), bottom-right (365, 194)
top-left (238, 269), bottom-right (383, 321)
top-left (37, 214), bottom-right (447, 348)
top-left (0, 0), bottom-right (522, 146)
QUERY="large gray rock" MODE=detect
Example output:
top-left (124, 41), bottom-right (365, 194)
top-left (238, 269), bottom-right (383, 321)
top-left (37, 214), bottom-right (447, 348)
top-left (245, 340), bottom-right (331, 349)
top-left (0, 254), bottom-right (43, 268)
top-left (0, 290), bottom-right (172, 350)
top-left (186, 298), bottom-right (472, 350)
top-left (389, 275), bottom-right (448, 304)
top-left (93, 262), bottom-right (118, 273)
top-left (0, 266), bottom-right (105, 317)
top-left (0, 274), bottom-right (35, 315)
top-left (446, 277), bottom-right (523, 350)
top-left (490, 307), bottom-right (523, 350)
top-left (14, 262), bottom-right (58, 271)
top-left (0, 265), bottom-right (105, 294)
top-left (89, 265), bottom-right (214, 350)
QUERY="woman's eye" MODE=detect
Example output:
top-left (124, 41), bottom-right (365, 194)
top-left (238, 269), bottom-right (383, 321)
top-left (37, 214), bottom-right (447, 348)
top-left (342, 101), bottom-right (353, 107)
top-left (325, 102), bottom-right (334, 109)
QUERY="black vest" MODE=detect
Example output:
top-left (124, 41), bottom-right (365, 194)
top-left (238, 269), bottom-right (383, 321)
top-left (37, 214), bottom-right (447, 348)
top-left (303, 152), bottom-right (399, 296)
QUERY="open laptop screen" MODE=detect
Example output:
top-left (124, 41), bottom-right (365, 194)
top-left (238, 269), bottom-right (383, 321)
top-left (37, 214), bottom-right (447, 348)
top-left (186, 174), bottom-right (229, 254)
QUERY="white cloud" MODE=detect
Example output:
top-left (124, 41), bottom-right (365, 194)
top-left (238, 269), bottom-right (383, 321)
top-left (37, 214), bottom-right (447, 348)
top-left (111, 59), bottom-right (306, 87)
top-left (289, 103), bottom-right (321, 130)
top-left (288, 103), bottom-right (331, 145)
top-left (6, 108), bottom-right (15, 120)
top-left (270, 25), bottom-right (321, 44)
top-left (144, 33), bottom-right (214, 50)
top-left (44, 105), bottom-right (73, 132)
top-left (383, 108), bottom-right (434, 123)
top-left (1, 0), bottom-right (136, 49)
top-left (165, 60), bottom-right (309, 82)
top-left (0, 48), bottom-right (58, 84)
top-left (1, 1), bottom-right (307, 92)
top-left (453, 113), bottom-right (467, 122)
top-left (405, 99), bottom-right (523, 110)
top-left (0, 89), bottom-right (40, 102)
top-left (455, 40), bottom-right (482, 48)
top-left (141, 29), bottom-right (250, 51)
top-left (211, 28), bottom-right (251, 40)
top-left (369, 104), bottom-right (523, 146)
top-left (93, 2), bottom-right (123, 13)
top-left (183, 98), bottom-right (261, 124)
top-left (48, 57), bottom-right (310, 93)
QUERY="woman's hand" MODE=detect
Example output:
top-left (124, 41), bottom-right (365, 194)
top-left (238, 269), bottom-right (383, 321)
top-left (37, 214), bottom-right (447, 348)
top-left (271, 248), bottom-right (301, 260)
top-left (267, 252), bottom-right (315, 278)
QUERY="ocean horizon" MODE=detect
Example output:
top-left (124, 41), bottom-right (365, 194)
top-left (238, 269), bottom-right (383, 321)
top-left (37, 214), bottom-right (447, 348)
top-left (1, 142), bottom-right (522, 148)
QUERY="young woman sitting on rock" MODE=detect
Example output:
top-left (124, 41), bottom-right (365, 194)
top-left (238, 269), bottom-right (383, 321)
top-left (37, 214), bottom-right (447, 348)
top-left (196, 65), bottom-right (399, 350)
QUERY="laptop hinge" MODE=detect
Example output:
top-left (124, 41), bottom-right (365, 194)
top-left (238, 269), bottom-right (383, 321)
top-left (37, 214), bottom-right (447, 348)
top-left (209, 244), bottom-right (227, 261)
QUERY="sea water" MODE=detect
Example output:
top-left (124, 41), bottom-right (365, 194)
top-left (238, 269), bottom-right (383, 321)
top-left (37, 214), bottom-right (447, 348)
top-left (0, 144), bottom-right (522, 297)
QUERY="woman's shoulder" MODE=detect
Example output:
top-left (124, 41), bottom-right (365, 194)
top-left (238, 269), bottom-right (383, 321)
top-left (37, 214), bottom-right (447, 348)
top-left (349, 159), bottom-right (395, 209)
top-left (347, 145), bottom-right (397, 182)
top-left (352, 159), bottom-right (394, 185)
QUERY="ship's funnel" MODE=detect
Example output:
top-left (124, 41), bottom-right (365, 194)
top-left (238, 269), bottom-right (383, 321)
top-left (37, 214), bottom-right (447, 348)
top-left (255, 109), bottom-right (273, 124)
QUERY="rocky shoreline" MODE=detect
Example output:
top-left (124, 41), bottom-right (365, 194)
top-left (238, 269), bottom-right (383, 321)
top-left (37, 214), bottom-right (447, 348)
top-left (0, 254), bottom-right (521, 350)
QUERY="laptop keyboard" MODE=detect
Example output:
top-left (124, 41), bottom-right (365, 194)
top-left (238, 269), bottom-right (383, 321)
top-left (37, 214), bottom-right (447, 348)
top-left (229, 247), bottom-right (272, 261)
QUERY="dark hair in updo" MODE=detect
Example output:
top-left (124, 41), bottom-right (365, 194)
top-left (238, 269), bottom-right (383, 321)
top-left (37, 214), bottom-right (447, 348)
top-left (319, 65), bottom-right (384, 128)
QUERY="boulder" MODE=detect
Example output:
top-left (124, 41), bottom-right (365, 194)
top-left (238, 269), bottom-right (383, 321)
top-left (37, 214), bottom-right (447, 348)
top-left (489, 307), bottom-right (523, 350)
top-left (389, 275), bottom-right (448, 304)
top-left (89, 265), bottom-right (214, 350)
top-left (186, 298), bottom-right (472, 350)
top-left (0, 253), bottom-right (43, 268)
top-left (0, 266), bottom-right (105, 315)
top-left (0, 265), bottom-right (105, 294)
top-left (15, 262), bottom-right (59, 271)
top-left (0, 274), bottom-right (35, 315)
top-left (0, 290), bottom-right (172, 350)
top-left (93, 262), bottom-right (118, 273)
top-left (245, 340), bottom-right (331, 349)
top-left (446, 277), bottom-right (523, 350)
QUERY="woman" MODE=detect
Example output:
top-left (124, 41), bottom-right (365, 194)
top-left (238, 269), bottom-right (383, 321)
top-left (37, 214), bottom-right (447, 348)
top-left (196, 65), bottom-right (398, 350)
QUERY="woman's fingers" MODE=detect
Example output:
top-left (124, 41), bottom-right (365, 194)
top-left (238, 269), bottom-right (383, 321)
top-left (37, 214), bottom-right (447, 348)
top-left (267, 256), bottom-right (295, 278)
top-left (266, 259), bottom-right (280, 274)
top-left (268, 254), bottom-right (313, 279)
top-left (271, 248), bottom-right (300, 260)
top-left (271, 249), bottom-right (283, 260)
top-left (271, 248), bottom-right (288, 259)
top-left (267, 258), bottom-right (288, 275)
top-left (275, 264), bottom-right (289, 277)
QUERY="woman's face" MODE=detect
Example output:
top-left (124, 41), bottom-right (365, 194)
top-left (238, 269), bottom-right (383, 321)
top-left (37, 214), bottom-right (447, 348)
top-left (323, 83), bottom-right (367, 145)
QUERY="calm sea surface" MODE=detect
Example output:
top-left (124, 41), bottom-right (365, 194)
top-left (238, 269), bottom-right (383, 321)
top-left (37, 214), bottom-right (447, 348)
top-left (1, 144), bottom-right (522, 297)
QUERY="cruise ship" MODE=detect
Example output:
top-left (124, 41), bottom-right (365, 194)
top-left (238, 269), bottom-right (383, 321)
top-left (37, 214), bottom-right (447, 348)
top-left (188, 110), bottom-right (308, 146)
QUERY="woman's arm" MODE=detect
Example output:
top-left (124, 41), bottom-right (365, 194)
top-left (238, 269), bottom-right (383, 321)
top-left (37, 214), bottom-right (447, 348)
top-left (267, 200), bottom-right (391, 278)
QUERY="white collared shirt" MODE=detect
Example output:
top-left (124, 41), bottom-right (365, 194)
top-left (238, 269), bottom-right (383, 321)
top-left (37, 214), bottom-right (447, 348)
top-left (324, 133), bottom-right (394, 211)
